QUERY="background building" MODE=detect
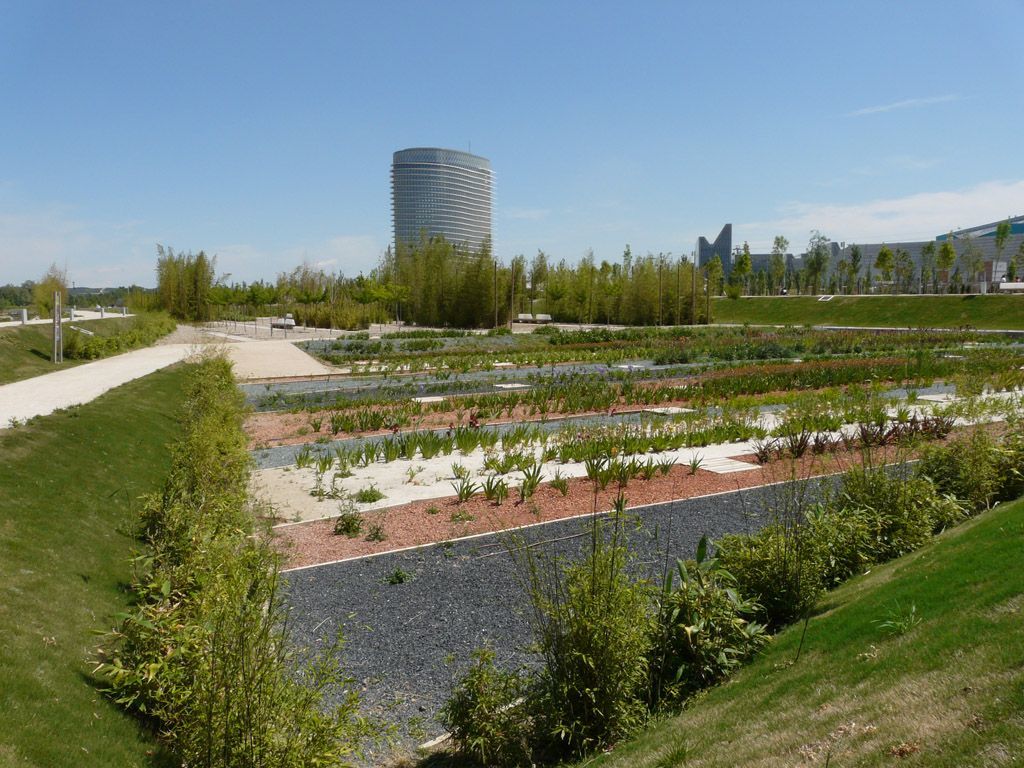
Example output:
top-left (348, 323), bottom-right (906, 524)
top-left (696, 224), bottom-right (732, 273)
top-left (391, 147), bottom-right (493, 252)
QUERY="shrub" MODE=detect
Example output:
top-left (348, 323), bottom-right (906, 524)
top-left (834, 468), bottom-right (963, 559)
top-left (650, 539), bottom-right (768, 706)
top-left (916, 429), bottom-right (1001, 512)
top-left (996, 418), bottom-right (1024, 502)
top-left (96, 357), bottom-right (372, 766)
top-left (804, 504), bottom-right (873, 587)
top-left (715, 522), bottom-right (823, 629)
top-left (441, 647), bottom-right (532, 768)
top-left (63, 311), bottom-right (177, 360)
top-left (524, 497), bottom-right (651, 760)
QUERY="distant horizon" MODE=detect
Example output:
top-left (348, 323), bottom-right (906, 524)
top-left (3, 1), bottom-right (1022, 287)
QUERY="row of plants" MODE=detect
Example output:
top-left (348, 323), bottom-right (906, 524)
top-left (292, 382), bottom-right (1020, 485)
top-left (260, 344), bottom-right (1023, 422)
top-left (304, 324), bottom-right (1011, 376)
top-left (63, 311), bottom-right (177, 359)
top-left (440, 419), bottom-right (1024, 766)
top-left (95, 357), bottom-right (372, 767)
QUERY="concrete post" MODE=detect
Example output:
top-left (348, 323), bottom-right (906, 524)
top-left (100, 306), bottom-right (105, 318)
top-left (69, 307), bottom-right (75, 321)
top-left (19, 308), bottom-right (27, 324)
top-left (121, 306), bottom-right (127, 316)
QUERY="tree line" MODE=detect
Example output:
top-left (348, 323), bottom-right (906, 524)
top-left (151, 223), bottom-right (1024, 329)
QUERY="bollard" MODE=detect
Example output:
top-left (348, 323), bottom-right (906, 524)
top-left (69, 307), bottom-right (75, 321)
top-left (19, 308), bottom-right (27, 324)
top-left (100, 306), bottom-right (105, 319)
top-left (121, 306), bottom-right (127, 316)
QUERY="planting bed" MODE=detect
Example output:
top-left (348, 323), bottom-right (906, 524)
top-left (238, 325), bottom-right (1024, 758)
top-left (283, 479), bottom-right (834, 753)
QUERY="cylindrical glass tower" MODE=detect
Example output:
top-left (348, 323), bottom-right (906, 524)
top-left (391, 148), bottom-right (493, 252)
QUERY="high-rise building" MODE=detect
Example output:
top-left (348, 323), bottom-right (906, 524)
top-left (391, 147), bottom-right (493, 252)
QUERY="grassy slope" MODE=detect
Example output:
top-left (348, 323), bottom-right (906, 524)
top-left (0, 365), bottom-right (191, 767)
top-left (0, 316), bottom-right (172, 385)
top-left (711, 294), bottom-right (1024, 330)
top-left (586, 498), bottom-right (1024, 768)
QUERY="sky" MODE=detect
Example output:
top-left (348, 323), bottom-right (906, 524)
top-left (2, 1), bottom-right (1023, 287)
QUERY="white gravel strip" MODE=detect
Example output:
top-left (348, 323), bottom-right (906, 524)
top-left (0, 344), bottom-right (195, 428)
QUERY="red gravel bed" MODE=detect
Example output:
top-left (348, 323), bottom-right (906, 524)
top-left (274, 448), bottom-right (882, 570)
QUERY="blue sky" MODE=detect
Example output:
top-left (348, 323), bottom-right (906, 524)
top-left (2, 1), bottom-right (1023, 287)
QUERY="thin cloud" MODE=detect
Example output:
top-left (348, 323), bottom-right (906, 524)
top-left (848, 93), bottom-right (959, 117)
top-left (740, 178), bottom-right (1024, 252)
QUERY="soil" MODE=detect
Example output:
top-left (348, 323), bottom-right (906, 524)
top-left (273, 443), bottom-right (904, 569)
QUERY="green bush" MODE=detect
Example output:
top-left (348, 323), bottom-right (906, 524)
top-left (441, 647), bottom-right (532, 768)
top-left (97, 357), bottom-right (372, 766)
top-left (917, 429), bottom-right (1002, 512)
top-left (64, 312), bottom-right (176, 360)
top-left (529, 527), bottom-right (652, 760)
top-left (649, 539), bottom-right (768, 706)
top-left (835, 468), bottom-right (964, 560)
top-left (996, 418), bottom-right (1024, 502)
top-left (715, 522), bottom-right (823, 629)
top-left (805, 504), bottom-right (874, 586)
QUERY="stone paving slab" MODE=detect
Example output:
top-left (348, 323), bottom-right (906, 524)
top-left (224, 340), bottom-right (334, 380)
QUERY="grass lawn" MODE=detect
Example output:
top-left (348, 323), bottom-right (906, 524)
top-left (0, 365), bottom-right (192, 767)
top-left (711, 294), bottom-right (1024, 330)
top-left (0, 315), bottom-right (174, 385)
top-left (583, 496), bottom-right (1024, 768)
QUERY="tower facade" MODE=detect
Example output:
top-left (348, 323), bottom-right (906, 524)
top-left (391, 147), bottom-right (493, 252)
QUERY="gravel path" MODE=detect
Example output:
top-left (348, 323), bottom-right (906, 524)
top-left (284, 477), bottom-right (833, 754)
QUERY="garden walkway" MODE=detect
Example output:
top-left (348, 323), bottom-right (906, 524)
top-left (0, 344), bottom-right (195, 428)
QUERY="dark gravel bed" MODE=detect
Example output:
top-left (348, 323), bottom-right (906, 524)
top-left (283, 477), bottom-right (835, 756)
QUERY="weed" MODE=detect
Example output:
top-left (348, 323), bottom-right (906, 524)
top-left (333, 505), bottom-right (364, 538)
top-left (874, 602), bottom-right (921, 636)
top-left (385, 568), bottom-right (412, 585)
top-left (353, 484), bottom-right (385, 504)
top-left (688, 453), bottom-right (704, 475)
top-left (365, 523), bottom-right (387, 542)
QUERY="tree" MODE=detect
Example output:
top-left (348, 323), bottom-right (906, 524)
top-left (804, 231), bottom-right (830, 295)
top-left (848, 245), bottom-right (863, 294)
top-left (33, 263), bottom-right (68, 318)
top-left (894, 248), bottom-right (914, 294)
top-left (937, 235), bottom-right (957, 293)
top-left (770, 236), bottom-right (788, 294)
top-left (959, 241), bottom-right (984, 293)
top-left (919, 242), bottom-right (936, 293)
top-left (529, 250), bottom-right (549, 312)
top-left (994, 219), bottom-right (1012, 282)
top-left (874, 245), bottom-right (895, 293)
top-left (731, 243), bottom-right (752, 295)
top-left (835, 259), bottom-right (849, 294)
